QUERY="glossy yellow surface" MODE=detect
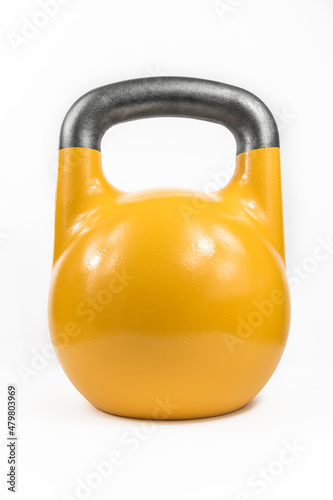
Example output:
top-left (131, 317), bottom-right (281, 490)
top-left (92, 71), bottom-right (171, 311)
top-left (49, 146), bottom-right (290, 419)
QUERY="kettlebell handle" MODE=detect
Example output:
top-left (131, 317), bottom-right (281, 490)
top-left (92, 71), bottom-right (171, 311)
top-left (60, 77), bottom-right (279, 155)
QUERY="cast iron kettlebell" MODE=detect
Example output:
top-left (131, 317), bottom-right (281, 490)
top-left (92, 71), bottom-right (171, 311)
top-left (49, 77), bottom-right (290, 419)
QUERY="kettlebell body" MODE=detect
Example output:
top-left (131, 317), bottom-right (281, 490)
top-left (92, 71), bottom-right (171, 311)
top-left (49, 78), bottom-right (290, 419)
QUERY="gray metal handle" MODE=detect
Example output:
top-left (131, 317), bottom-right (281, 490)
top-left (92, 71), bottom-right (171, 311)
top-left (60, 77), bottom-right (279, 155)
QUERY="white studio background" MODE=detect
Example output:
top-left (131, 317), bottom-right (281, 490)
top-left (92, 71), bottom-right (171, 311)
top-left (1, 0), bottom-right (333, 499)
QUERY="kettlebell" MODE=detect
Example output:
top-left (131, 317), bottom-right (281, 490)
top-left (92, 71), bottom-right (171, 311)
top-left (49, 77), bottom-right (290, 419)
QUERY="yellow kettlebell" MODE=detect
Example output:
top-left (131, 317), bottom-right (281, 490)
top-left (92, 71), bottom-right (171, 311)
top-left (49, 77), bottom-right (290, 419)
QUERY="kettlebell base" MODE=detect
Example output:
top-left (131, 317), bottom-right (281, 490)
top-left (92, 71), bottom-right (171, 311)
top-left (89, 397), bottom-right (256, 421)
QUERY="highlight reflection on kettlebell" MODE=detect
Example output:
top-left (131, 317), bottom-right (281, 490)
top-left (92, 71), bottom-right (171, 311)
top-left (49, 77), bottom-right (290, 420)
